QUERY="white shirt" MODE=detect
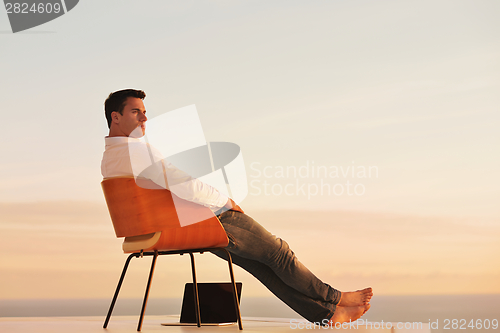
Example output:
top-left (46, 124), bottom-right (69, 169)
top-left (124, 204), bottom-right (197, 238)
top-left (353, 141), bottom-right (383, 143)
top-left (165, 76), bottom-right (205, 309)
top-left (101, 136), bottom-right (229, 212)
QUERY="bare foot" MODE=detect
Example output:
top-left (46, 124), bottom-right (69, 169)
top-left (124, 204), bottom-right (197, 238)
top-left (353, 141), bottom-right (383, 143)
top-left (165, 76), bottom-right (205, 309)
top-left (338, 287), bottom-right (373, 307)
top-left (329, 304), bottom-right (370, 325)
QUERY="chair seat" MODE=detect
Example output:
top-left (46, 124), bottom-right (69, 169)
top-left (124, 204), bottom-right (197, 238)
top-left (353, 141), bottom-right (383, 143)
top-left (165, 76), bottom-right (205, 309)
top-left (122, 220), bottom-right (229, 254)
top-left (123, 232), bottom-right (162, 253)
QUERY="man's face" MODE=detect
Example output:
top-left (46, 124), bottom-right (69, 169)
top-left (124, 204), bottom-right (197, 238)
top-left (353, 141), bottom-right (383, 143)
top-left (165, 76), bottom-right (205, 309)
top-left (111, 97), bottom-right (147, 137)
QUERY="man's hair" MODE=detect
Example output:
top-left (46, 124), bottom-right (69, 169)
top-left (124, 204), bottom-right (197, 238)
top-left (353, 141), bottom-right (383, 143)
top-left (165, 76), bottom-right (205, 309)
top-left (104, 89), bottom-right (146, 128)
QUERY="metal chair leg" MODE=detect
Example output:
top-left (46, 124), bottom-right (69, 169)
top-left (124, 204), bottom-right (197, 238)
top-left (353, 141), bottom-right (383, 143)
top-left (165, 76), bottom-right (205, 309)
top-left (189, 252), bottom-right (201, 328)
top-left (137, 250), bottom-right (158, 331)
top-left (103, 253), bottom-right (137, 328)
top-left (222, 249), bottom-right (243, 330)
top-left (105, 248), bottom-right (241, 330)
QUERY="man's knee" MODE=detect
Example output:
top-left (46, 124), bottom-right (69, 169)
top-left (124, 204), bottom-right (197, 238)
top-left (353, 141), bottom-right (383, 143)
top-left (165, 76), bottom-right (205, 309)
top-left (269, 238), bottom-right (296, 265)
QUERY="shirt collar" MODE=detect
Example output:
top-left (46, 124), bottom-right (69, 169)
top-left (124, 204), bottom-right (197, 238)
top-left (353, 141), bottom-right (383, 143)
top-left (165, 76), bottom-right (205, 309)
top-left (104, 136), bottom-right (145, 148)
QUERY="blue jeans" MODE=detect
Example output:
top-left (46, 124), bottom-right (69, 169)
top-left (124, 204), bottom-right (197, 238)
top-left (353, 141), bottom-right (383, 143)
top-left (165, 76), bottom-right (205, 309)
top-left (211, 211), bottom-right (341, 323)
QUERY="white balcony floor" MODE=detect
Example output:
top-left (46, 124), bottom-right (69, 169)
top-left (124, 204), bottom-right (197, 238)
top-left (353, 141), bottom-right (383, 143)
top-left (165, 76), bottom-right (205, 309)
top-left (0, 315), bottom-right (430, 333)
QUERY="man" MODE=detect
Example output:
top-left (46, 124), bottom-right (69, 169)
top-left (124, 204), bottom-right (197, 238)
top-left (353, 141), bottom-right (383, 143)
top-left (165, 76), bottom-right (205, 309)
top-left (101, 89), bottom-right (372, 325)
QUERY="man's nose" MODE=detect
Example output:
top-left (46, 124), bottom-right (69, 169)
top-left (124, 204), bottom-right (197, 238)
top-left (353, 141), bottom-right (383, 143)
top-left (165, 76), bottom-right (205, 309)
top-left (140, 112), bottom-right (147, 121)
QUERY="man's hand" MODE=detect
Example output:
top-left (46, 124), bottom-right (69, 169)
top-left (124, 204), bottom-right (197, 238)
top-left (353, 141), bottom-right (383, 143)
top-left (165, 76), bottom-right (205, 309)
top-left (224, 198), bottom-right (244, 214)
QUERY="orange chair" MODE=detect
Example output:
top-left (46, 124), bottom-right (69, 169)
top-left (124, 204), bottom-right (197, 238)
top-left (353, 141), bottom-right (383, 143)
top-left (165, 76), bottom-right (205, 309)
top-left (101, 177), bottom-right (242, 331)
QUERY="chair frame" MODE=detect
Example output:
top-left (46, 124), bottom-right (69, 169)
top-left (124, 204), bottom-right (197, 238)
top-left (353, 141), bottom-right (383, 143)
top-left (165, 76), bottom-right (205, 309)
top-left (103, 247), bottom-right (243, 331)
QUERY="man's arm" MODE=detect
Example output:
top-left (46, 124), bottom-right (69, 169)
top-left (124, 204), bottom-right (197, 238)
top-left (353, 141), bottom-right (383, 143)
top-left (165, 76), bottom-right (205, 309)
top-left (130, 141), bottom-right (243, 213)
top-left (140, 153), bottom-right (242, 213)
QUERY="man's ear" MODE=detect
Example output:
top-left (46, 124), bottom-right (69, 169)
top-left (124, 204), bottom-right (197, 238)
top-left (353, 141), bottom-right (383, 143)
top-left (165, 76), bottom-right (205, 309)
top-left (111, 111), bottom-right (120, 124)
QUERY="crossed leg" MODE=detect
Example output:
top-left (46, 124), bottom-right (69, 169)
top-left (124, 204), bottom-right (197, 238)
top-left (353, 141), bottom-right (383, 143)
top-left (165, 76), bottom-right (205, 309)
top-left (213, 211), bottom-right (372, 324)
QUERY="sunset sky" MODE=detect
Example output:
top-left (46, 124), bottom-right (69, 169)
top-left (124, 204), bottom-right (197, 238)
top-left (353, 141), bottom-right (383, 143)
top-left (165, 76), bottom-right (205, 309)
top-left (0, 0), bottom-right (499, 301)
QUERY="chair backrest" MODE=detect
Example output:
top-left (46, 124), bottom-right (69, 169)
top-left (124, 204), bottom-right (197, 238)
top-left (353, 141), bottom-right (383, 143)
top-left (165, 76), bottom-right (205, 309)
top-left (101, 178), bottom-right (228, 249)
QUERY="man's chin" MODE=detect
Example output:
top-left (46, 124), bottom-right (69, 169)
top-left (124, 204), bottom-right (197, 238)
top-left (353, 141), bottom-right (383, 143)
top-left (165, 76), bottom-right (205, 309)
top-left (129, 127), bottom-right (145, 138)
